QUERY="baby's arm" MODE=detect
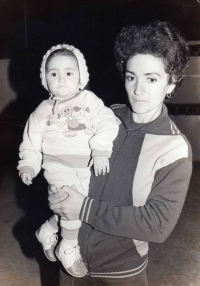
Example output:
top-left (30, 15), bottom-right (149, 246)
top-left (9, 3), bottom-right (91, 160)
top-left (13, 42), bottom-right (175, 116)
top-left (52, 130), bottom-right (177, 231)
top-left (20, 172), bottom-right (33, 186)
top-left (84, 92), bottom-right (119, 158)
top-left (93, 156), bottom-right (110, 176)
top-left (17, 113), bottom-right (43, 178)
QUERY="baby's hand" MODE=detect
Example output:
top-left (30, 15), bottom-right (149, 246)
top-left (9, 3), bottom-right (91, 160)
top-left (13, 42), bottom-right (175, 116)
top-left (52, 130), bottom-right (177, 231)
top-left (93, 156), bottom-right (110, 176)
top-left (20, 173), bottom-right (33, 186)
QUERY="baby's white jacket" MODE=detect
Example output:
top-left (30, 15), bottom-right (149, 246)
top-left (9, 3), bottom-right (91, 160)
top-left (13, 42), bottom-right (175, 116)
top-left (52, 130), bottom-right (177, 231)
top-left (17, 90), bottom-right (119, 177)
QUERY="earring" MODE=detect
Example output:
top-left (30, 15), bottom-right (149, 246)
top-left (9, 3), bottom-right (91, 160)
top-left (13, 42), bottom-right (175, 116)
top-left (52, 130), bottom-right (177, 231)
top-left (165, 93), bottom-right (173, 101)
top-left (166, 93), bottom-right (172, 99)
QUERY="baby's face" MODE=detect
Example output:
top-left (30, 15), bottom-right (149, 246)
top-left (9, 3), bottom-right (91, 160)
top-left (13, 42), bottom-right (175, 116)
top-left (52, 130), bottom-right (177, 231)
top-left (46, 55), bottom-right (80, 98)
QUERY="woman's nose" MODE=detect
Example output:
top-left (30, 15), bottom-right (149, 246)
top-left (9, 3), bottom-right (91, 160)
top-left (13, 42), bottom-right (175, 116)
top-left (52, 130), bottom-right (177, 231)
top-left (134, 80), bottom-right (144, 95)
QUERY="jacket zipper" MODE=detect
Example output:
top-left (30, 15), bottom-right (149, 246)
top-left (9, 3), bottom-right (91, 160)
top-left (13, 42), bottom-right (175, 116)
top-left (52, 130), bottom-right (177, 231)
top-left (85, 128), bottom-right (132, 273)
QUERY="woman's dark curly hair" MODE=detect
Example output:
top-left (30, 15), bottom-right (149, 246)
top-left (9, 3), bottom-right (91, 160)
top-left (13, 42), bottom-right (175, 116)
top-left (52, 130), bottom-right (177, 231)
top-left (114, 21), bottom-right (189, 90)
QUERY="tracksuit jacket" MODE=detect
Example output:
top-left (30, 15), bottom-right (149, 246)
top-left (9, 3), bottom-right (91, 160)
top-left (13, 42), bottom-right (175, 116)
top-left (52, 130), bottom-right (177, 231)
top-left (78, 103), bottom-right (192, 278)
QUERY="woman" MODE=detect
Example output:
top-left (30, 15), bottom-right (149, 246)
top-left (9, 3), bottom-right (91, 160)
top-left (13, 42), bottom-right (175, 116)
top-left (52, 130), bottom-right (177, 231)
top-left (49, 21), bottom-right (192, 285)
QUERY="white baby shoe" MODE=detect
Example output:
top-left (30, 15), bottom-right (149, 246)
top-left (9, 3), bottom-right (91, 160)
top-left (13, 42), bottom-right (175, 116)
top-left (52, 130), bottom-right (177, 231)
top-left (55, 240), bottom-right (88, 277)
top-left (36, 221), bottom-right (58, 262)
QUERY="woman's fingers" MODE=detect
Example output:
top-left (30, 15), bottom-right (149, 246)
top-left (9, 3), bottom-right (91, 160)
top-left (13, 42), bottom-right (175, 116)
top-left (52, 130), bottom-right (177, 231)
top-left (48, 191), bottom-right (68, 204)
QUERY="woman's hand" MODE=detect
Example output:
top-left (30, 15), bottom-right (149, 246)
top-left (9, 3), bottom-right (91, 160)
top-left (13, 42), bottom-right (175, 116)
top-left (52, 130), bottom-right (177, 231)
top-left (48, 185), bottom-right (86, 220)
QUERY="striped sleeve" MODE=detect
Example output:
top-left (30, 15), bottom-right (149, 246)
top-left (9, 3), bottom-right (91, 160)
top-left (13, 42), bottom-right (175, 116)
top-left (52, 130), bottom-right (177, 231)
top-left (79, 158), bottom-right (192, 242)
top-left (80, 197), bottom-right (94, 223)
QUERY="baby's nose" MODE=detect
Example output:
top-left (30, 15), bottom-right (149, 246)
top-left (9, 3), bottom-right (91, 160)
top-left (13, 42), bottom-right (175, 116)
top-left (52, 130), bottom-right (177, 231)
top-left (59, 74), bottom-right (66, 81)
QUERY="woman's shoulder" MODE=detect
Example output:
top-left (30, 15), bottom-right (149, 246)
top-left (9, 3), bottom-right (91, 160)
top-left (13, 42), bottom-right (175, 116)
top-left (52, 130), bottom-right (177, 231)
top-left (157, 130), bottom-right (192, 167)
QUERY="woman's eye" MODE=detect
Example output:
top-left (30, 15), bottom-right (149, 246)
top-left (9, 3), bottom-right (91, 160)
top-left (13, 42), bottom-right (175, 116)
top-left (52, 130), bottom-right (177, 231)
top-left (147, 78), bottom-right (157, 83)
top-left (126, 75), bottom-right (135, 81)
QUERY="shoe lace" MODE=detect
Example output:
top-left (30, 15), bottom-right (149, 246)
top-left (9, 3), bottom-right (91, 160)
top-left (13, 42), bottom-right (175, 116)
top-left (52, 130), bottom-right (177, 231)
top-left (64, 245), bottom-right (81, 263)
top-left (45, 234), bottom-right (58, 246)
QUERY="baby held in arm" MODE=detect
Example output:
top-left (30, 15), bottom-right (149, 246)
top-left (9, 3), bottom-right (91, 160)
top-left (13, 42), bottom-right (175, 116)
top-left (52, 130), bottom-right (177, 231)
top-left (17, 43), bottom-right (119, 278)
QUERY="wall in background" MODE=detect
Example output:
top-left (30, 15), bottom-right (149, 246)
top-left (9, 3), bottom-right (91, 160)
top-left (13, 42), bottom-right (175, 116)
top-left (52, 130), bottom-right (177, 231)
top-left (0, 60), bottom-right (16, 114)
top-left (166, 56), bottom-right (200, 161)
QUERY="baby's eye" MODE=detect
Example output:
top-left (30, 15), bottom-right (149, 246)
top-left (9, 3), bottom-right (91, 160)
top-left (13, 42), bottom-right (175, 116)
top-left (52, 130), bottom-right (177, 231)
top-left (50, 72), bottom-right (57, 77)
top-left (66, 72), bottom-right (73, 76)
top-left (147, 78), bottom-right (157, 83)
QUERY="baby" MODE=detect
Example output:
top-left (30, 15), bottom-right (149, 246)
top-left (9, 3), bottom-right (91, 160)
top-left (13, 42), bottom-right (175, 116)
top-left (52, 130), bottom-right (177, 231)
top-left (17, 44), bottom-right (119, 277)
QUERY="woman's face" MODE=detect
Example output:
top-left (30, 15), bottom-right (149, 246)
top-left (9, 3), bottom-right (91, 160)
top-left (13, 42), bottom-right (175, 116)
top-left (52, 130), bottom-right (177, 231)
top-left (125, 54), bottom-right (175, 123)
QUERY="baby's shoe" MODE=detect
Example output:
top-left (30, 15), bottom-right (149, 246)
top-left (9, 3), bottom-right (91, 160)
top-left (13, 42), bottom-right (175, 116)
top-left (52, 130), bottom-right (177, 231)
top-left (55, 240), bottom-right (88, 277)
top-left (36, 221), bottom-right (58, 262)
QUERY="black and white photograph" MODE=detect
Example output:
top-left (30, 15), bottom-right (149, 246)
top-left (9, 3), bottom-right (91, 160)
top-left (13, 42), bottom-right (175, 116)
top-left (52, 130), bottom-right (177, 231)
top-left (0, 0), bottom-right (200, 285)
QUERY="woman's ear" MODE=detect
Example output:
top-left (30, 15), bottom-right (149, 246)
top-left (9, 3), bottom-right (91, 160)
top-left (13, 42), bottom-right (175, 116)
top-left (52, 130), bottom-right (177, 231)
top-left (167, 83), bottom-right (176, 94)
top-left (167, 76), bottom-right (176, 94)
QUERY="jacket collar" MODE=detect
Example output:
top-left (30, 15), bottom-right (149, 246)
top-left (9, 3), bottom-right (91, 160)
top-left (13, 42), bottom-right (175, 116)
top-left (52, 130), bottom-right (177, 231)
top-left (114, 104), bottom-right (180, 135)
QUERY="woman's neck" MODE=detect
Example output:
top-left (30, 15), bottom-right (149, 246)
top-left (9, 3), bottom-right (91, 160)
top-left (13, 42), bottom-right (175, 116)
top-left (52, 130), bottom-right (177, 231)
top-left (132, 105), bottom-right (162, 123)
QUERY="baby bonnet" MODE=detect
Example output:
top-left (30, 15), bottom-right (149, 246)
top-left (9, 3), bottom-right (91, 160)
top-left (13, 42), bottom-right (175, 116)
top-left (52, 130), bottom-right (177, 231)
top-left (40, 44), bottom-right (89, 90)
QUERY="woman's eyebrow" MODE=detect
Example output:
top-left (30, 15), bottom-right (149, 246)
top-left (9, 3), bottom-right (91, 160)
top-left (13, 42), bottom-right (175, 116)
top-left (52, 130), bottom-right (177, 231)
top-left (145, 72), bottom-right (160, 77)
top-left (125, 70), bottom-right (135, 74)
top-left (125, 70), bottom-right (160, 77)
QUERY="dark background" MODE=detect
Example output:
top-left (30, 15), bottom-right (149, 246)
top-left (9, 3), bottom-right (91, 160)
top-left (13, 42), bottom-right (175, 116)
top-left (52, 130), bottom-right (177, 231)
top-left (1, 0), bottom-right (200, 116)
top-left (1, 0), bottom-right (200, 58)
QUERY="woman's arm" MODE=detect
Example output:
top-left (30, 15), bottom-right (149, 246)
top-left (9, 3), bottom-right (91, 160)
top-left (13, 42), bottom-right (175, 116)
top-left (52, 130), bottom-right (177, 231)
top-left (81, 158), bottom-right (192, 243)
top-left (49, 158), bottom-right (192, 243)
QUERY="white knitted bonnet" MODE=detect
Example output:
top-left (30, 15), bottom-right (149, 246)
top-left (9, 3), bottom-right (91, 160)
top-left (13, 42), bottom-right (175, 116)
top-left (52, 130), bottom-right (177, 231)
top-left (40, 44), bottom-right (89, 91)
